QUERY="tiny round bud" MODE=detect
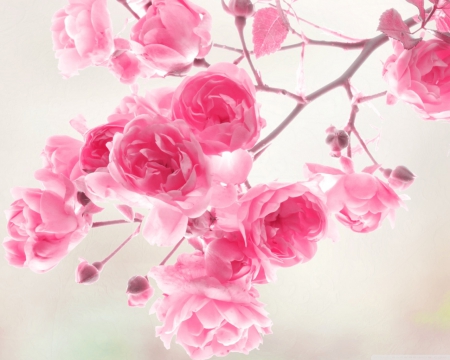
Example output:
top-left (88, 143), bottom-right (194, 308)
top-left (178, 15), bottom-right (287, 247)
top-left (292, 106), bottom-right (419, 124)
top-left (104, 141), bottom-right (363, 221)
top-left (126, 275), bottom-right (153, 307)
top-left (388, 165), bottom-right (415, 191)
top-left (77, 192), bottom-right (91, 206)
top-left (222, 0), bottom-right (254, 18)
top-left (76, 259), bottom-right (100, 285)
top-left (325, 126), bottom-right (349, 157)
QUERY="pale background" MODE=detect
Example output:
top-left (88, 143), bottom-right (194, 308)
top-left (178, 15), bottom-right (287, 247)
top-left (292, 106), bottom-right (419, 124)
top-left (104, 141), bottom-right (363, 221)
top-left (1, 0), bottom-right (450, 359)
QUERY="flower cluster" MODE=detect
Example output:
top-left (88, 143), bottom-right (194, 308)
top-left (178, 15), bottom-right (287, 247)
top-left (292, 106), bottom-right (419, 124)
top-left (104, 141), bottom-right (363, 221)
top-left (51, 0), bottom-right (212, 81)
top-left (7, 0), bottom-right (443, 358)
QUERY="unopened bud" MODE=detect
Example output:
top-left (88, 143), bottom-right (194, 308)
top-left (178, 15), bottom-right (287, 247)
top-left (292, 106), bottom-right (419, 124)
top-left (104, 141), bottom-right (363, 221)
top-left (186, 210), bottom-right (215, 238)
top-left (325, 126), bottom-right (349, 157)
top-left (126, 275), bottom-right (153, 307)
top-left (77, 192), bottom-right (91, 206)
top-left (387, 165), bottom-right (415, 191)
top-left (222, 0), bottom-right (254, 18)
top-left (76, 259), bottom-right (101, 285)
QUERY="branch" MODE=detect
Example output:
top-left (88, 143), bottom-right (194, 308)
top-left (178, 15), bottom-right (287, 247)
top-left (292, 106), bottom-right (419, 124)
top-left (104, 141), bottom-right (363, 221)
top-left (249, 12), bottom-right (419, 156)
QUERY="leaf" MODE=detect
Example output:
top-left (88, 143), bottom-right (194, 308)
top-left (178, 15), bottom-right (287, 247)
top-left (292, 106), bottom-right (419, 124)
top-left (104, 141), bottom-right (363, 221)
top-left (406, 0), bottom-right (425, 21)
top-left (252, 7), bottom-right (289, 58)
top-left (377, 8), bottom-right (422, 50)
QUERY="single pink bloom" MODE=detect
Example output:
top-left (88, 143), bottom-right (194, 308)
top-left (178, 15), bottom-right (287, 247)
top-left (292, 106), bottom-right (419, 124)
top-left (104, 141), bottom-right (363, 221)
top-left (216, 182), bottom-right (331, 282)
top-left (383, 38), bottom-right (450, 121)
top-left (305, 157), bottom-right (404, 233)
top-left (51, 0), bottom-right (114, 78)
top-left (130, 0), bottom-right (212, 75)
top-left (149, 252), bottom-right (272, 360)
top-left (107, 38), bottom-right (156, 84)
top-left (80, 119), bottom-right (128, 173)
top-left (112, 87), bottom-right (174, 120)
top-left (41, 135), bottom-right (84, 181)
top-left (3, 170), bottom-right (99, 273)
top-left (126, 275), bottom-right (153, 307)
top-left (172, 63), bottom-right (265, 155)
top-left (108, 116), bottom-right (211, 217)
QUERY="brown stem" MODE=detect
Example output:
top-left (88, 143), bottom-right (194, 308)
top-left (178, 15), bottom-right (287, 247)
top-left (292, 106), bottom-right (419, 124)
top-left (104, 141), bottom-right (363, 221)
top-left (116, 0), bottom-right (140, 20)
top-left (159, 238), bottom-right (185, 266)
top-left (92, 218), bottom-right (143, 228)
top-left (249, 13), bottom-right (419, 156)
top-left (235, 16), bottom-right (263, 86)
top-left (256, 85), bottom-right (306, 103)
top-left (356, 91), bottom-right (387, 104)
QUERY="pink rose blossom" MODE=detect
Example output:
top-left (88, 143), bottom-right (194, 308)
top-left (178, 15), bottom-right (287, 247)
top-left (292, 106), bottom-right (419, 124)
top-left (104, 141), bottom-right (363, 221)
top-left (172, 63), bottom-right (265, 154)
top-left (108, 115), bottom-right (211, 217)
top-left (216, 182), bottom-right (331, 282)
top-left (305, 157), bottom-right (403, 233)
top-left (149, 252), bottom-right (272, 360)
top-left (80, 119), bottom-right (128, 173)
top-left (51, 0), bottom-right (114, 78)
top-left (382, 38), bottom-right (450, 120)
top-left (42, 135), bottom-right (83, 180)
top-left (130, 0), bottom-right (212, 75)
top-left (3, 170), bottom-right (99, 273)
top-left (107, 38), bottom-right (156, 84)
top-left (112, 87), bottom-right (174, 120)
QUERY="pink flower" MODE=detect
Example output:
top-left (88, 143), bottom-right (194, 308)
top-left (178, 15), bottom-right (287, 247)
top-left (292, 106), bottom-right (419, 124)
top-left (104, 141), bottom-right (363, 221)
top-left (149, 252), bottom-right (272, 360)
top-left (216, 182), bottom-right (330, 281)
top-left (107, 38), bottom-right (156, 84)
top-left (3, 170), bottom-right (98, 273)
top-left (130, 0), bottom-right (212, 75)
top-left (108, 115), bottom-right (211, 217)
top-left (80, 119), bottom-right (128, 173)
top-left (382, 38), bottom-right (450, 120)
top-left (42, 135), bottom-right (83, 180)
top-left (75, 258), bottom-right (102, 284)
top-left (172, 63), bottom-right (265, 154)
top-left (305, 157), bottom-right (403, 233)
top-left (126, 275), bottom-right (153, 307)
top-left (51, 0), bottom-right (114, 78)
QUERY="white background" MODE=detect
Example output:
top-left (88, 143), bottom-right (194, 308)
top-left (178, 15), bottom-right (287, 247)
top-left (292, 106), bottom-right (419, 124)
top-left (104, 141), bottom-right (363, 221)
top-left (1, 0), bottom-right (450, 359)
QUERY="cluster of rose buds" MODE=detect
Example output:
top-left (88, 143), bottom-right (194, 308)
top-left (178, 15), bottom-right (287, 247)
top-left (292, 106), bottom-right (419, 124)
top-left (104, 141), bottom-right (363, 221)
top-left (9, 0), bottom-right (450, 358)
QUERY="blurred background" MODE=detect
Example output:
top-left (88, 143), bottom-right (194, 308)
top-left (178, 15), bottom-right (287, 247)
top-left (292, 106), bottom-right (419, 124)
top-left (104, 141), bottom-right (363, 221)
top-left (1, 0), bottom-right (450, 359)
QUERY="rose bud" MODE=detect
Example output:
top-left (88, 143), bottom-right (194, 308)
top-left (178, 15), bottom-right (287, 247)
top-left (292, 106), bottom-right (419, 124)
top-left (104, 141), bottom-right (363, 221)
top-left (384, 165), bottom-right (416, 191)
top-left (186, 210), bottom-right (214, 238)
top-left (325, 126), bottom-right (349, 157)
top-left (126, 275), bottom-right (153, 307)
top-left (222, 0), bottom-right (254, 18)
top-left (75, 259), bottom-right (102, 285)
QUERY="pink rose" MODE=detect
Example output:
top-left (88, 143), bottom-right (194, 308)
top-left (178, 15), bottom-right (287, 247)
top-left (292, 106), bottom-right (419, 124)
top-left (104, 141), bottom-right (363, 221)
top-left (382, 38), bottom-right (450, 120)
top-left (80, 119), bottom-right (128, 173)
top-left (42, 135), bottom-right (83, 180)
top-left (3, 170), bottom-right (98, 273)
top-left (305, 157), bottom-right (403, 233)
top-left (216, 182), bottom-right (331, 281)
top-left (130, 0), bottom-right (212, 75)
top-left (112, 87), bottom-right (174, 120)
top-left (51, 0), bottom-right (114, 78)
top-left (149, 252), bottom-right (272, 360)
top-left (172, 63), bottom-right (265, 154)
top-left (108, 115), bottom-right (211, 217)
top-left (107, 38), bottom-right (156, 84)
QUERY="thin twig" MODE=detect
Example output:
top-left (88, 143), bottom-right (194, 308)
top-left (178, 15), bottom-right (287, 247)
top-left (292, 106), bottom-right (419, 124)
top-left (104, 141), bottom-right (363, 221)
top-left (116, 0), bottom-right (140, 20)
top-left (159, 238), bottom-right (185, 266)
top-left (92, 218), bottom-right (143, 228)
